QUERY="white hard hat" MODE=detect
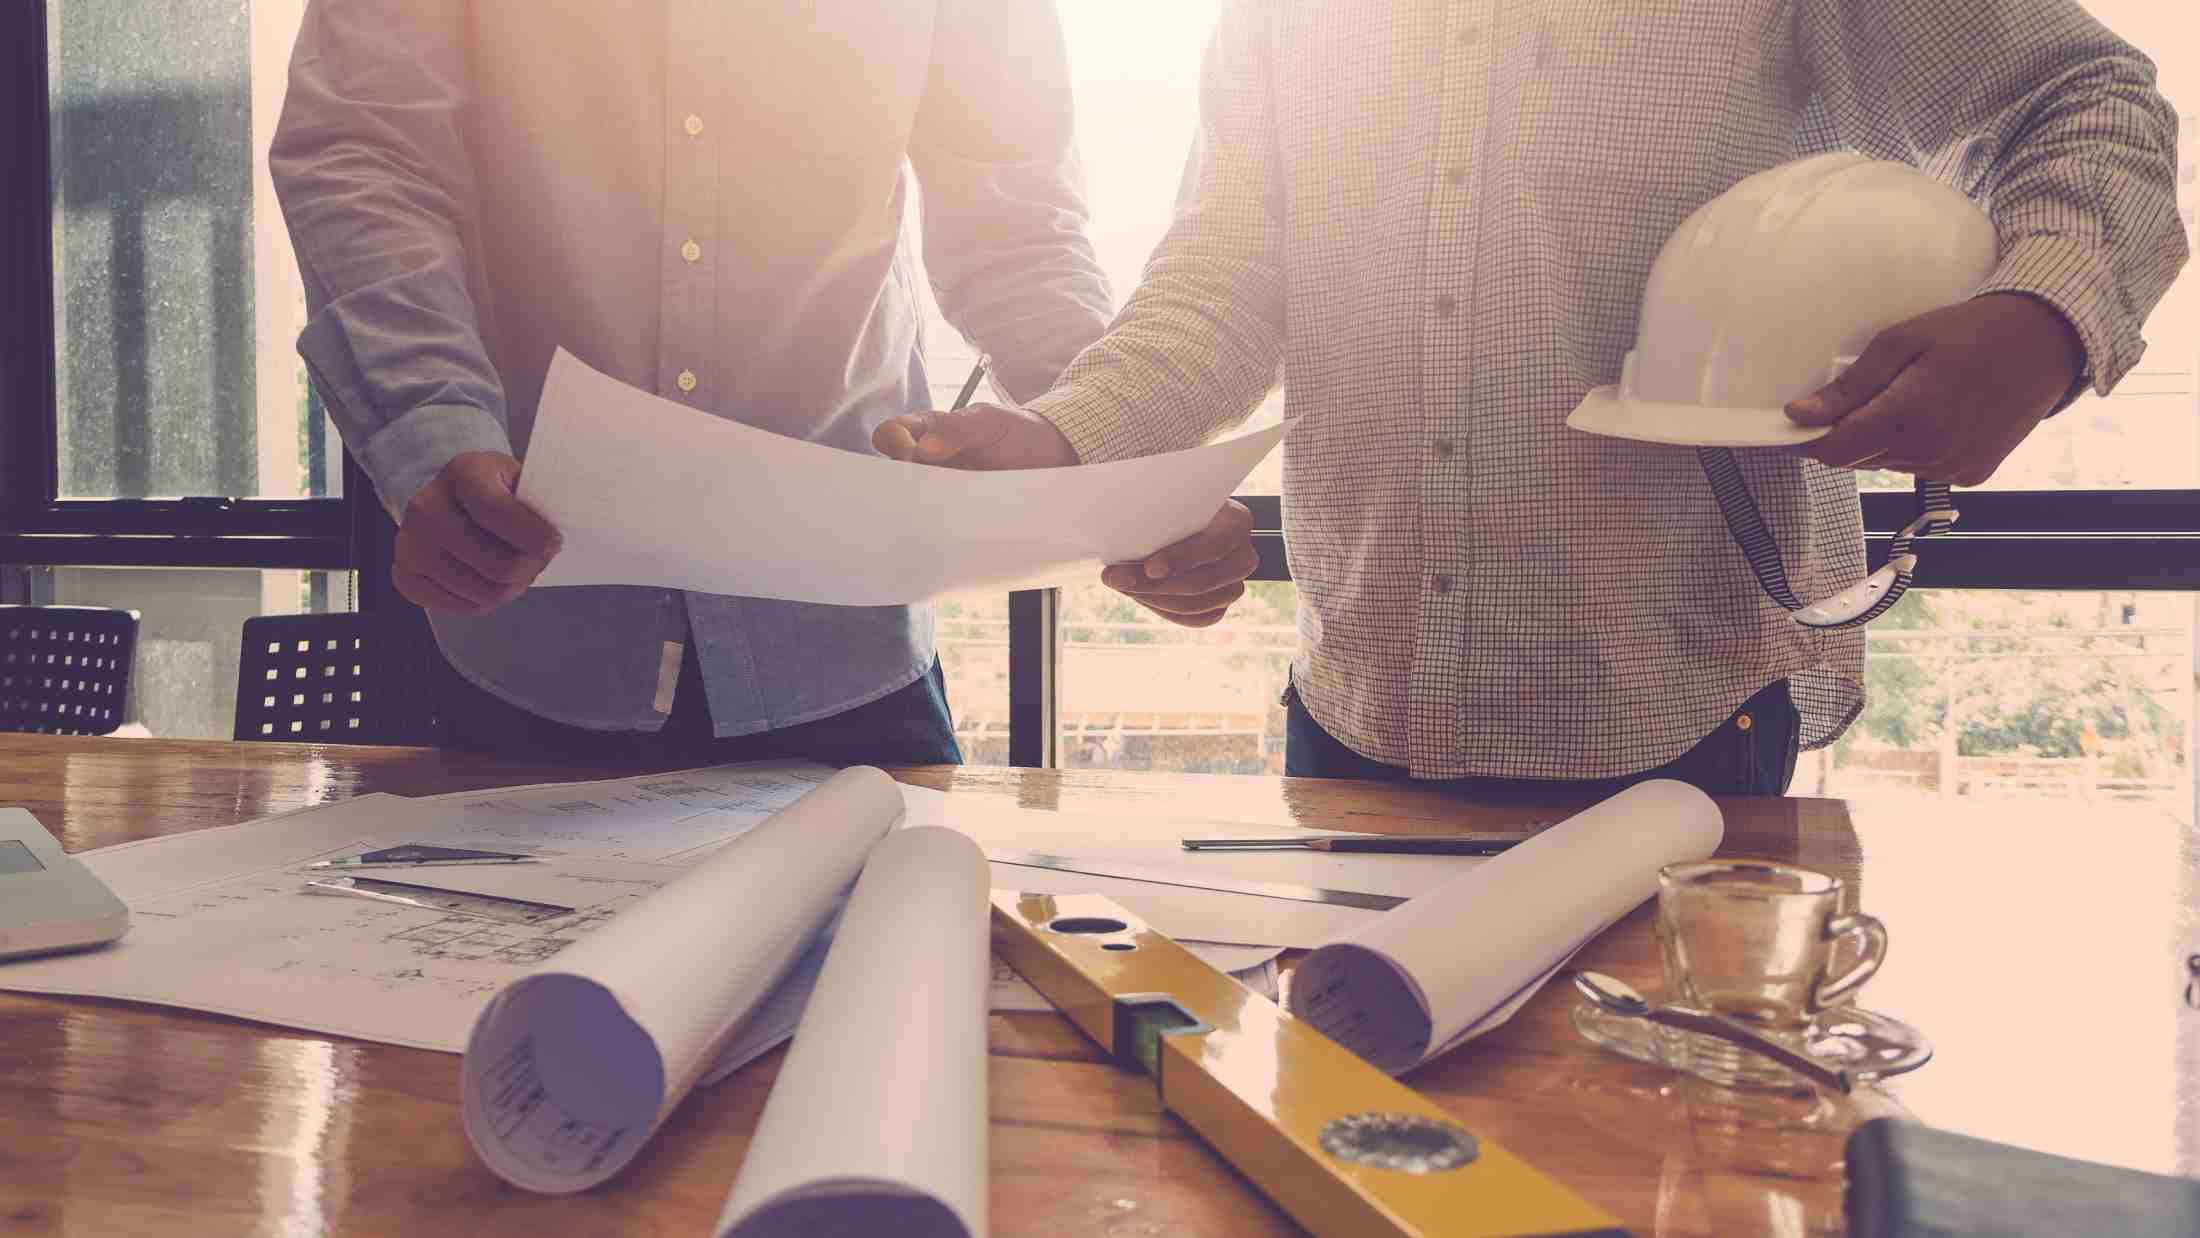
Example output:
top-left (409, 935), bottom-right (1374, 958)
top-left (1568, 152), bottom-right (2000, 448)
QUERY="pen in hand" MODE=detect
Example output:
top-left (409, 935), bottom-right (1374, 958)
top-left (951, 357), bottom-right (988, 411)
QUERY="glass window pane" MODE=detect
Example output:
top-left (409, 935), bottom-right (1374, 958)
top-left (45, 566), bottom-right (351, 739)
top-left (1052, 584), bottom-right (2194, 800)
top-left (1056, 580), bottom-right (1294, 773)
top-left (1798, 590), bottom-right (2194, 824)
top-left (937, 593), bottom-right (1013, 765)
top-left (912, 0), bottom-right (1285, 494)
top-left (46, 0), bottom-right (337, 500)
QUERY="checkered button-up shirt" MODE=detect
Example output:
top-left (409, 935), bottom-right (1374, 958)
top-left (1027, 0), bottom-right (2188, 779)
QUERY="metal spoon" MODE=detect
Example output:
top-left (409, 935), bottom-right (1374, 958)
top-left (1572, 971), bottom-right (1854, 1094)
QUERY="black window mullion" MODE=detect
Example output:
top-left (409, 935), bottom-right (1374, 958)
top-left (1864, 488), bottom-right (2200, 590)
top-left (1, 1), bottom-right (59, 522)
top-left (1008, 587), bottom-right (1058, 768)
top-left (1859, 489), bottom-right (2200, 535)
top-left (1242, 491), bottom-right (2200, 590)
top-left (1868, 534), bottom-right (2200, 590)
top-left (0, 532), bottom-right (351, 571)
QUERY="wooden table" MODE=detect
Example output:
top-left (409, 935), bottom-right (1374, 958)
top-left (0, 734), bottom-right (2192, 1236)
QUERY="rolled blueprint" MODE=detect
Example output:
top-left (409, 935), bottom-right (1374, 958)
top-left (718, 827), bottom-right (990, 1238)
top-left (1289, 779), bottom-right (1723, 1075)
top-left (461, 765), bottom-right (904, 1193)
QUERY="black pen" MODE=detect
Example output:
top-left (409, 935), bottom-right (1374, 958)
top-left (951, 357), bottom-right (988, 410)
top-left (1181, 831), bottom-right (1542, 855)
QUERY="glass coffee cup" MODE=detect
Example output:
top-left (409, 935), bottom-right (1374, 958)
top-left (1653, 859), bottom-right (1887, 1088)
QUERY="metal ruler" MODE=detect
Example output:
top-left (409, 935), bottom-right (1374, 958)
top-left (991, 890), bottom-right (1628, 1238)
top-left (303, 876), bottom-right (575, 926)
top-left (985, 849), bottom-right (1408, 911)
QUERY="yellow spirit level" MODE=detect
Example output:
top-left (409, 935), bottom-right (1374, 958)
top-left (991, 890), bottom-right (1628, 1238)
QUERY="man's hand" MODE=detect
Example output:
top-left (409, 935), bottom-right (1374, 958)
top-left (393, 452), bottom-right (562, 615)
top-left (871, 404), bottom-right (1078, 469)
top-left (876, 405), bottom-right (1256, 627)
top-left (1102, 500), bottom-right (1259, 629)
top-left (1785, 293), bottom-right (2084, 486)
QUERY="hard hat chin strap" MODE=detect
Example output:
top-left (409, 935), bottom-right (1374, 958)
top-left (1697, 447), bottom-right (1958, 630)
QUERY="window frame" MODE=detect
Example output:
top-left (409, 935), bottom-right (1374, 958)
top-left (1, 4), bottom-right (351, 573)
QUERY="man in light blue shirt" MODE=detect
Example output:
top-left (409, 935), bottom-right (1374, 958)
top-left (271, 1), bottom-right (1112, 762)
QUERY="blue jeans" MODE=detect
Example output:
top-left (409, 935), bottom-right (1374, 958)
top-left (439, 638), bottom-right (963, 766)
top-left (1285, 678), bottom-right (1800, 796)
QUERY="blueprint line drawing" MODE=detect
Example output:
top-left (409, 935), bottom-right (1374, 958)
top-left (7, 835), bottom-right (690, 1044)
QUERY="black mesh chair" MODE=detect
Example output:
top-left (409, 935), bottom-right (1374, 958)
top-left (0, 605), bottom-right (139, 736)
top-left (234, 612), bottom-right (444, 745)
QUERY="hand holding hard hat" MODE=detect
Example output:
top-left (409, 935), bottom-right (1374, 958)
top-left (1569, 150), bottom-right (2079, 473)
top-left (1569, 152), bottom-right (2084, 629)
top-left (1784, 292), bottom-right (2082, 485)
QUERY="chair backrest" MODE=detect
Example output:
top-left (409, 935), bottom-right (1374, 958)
top-left (0, 605), bottom-right (139, 736)
top-left (234, 612), bottom-right (443, 745)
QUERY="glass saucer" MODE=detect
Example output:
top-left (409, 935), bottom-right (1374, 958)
top-left (1571, 989), bottom-right (1932, 1090)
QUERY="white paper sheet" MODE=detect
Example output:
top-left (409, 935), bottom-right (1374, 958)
top-left (716, 828), bottom-right (990, 1238)
top-left (0, 795), bottom-right (696, 1050)
top-left (1287, 780), bottom-right (1724, 1075)
top-left (461, 766), bottom-right (904, 1193)
top-left (0, 763), bottom-right (842, 1055)
top-left (0, 761), bottom-right (1295, 1082)
top-left (517, 348), bottom-right (1291, 605)
top-left (899, 785), bottom-right (1460, 947)
top-left (907, 790), bottom-right (1497, 893)
top-left (406, 760), bottom-right (836, 861)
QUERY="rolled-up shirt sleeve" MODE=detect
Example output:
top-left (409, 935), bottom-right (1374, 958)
top-left (1799, 0), bottom-right (2190, 399)
top-left (269, 0), bottom-right (513, 520)
top-left (1020, 0), bottom-right (1289, 463)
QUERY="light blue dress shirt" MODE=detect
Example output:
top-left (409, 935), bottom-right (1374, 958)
top-left (271, 0), bottom-right (1113, 733)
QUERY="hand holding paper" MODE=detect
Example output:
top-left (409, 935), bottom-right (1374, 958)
top-left (518, 350), bottom-right (1288, 606)
top-left (876, 404), bottom-right (1264, 627)
top-left (1099, 498), bottom-right (1260, 628)
top-left (871, 402), bottom-right (1080, 471)
top-left (395, 452), bottom-right (562, 616)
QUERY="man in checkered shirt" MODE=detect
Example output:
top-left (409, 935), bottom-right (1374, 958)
top-left (881, 0), bottom-right (2188, 795)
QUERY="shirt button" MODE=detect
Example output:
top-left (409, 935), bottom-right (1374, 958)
top-left (1432, 439), bottom-right (1455, 459)
top-left (1432, 294), bottom-right (1458, 317)
top-left (683, 113), bottom-right (704, 137)
top-left (1454, 24), bottom-right (1481, 47)
top-left (680, 239), bottom-right (702, 263)
top-left (1431, 574), bottom-right (1455, 595)
top-left (676, 370), bottom-right (698, 393)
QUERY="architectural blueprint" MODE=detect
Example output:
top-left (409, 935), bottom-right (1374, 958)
top-left (0, 760), bottom-right (1290, 1063)
top-left (0, 764), bottom-right (836, 1052)
top-left (411, 760), bottom-right (835, 861)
